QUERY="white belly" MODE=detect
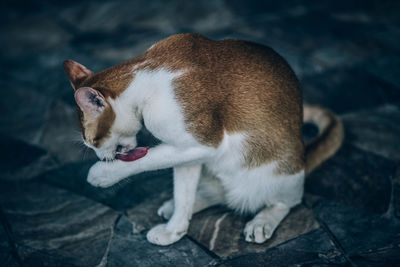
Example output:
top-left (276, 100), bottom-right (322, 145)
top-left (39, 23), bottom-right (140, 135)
top-left (205, 132), bottom-right (305, 214)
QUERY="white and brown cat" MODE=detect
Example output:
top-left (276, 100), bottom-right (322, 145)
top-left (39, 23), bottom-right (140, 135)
top-left (63, 33), bottom-right (343, 246)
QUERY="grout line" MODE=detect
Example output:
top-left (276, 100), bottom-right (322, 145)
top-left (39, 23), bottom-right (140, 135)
top-left (383, 166), bottom-right (400, 220)
top-left (0, 205), bottom-right (24, 267)
top-left (96, 214), bottom-right (121, 267)
top-left (315, 215), bottom-right (357, 267)
top-left (186, 234), bottom-right (221, 261)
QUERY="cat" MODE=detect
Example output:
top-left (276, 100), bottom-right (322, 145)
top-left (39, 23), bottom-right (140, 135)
top-left (63, 33), bottom-right (343, 246)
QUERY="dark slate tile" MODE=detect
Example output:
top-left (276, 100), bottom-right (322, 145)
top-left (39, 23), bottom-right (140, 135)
top-left (39, 100), bottom-right (97, 164)
top-left (40, 160), bottom-right (172, 211)
top-left (17, 247), bottom-right (78, 267)
top-left (0, 218), bottom-right (7, 245)
top-left (314, 201), bottom-right (400, 266)
top-left (306, 143), bottom-right (395, 214)
top-left (392, 167), bottom-right (400, 219)
top-left (363, 53), bottom-right (400, 88)
top-left (0, 14), bottom-right (72, 55)
top-left (307, 40), bottom-right (380, 74)
top-left (0, 206), bottom-right (23, 267)
top-left (126, 189), bottom-right (319, 260)
top-left (125, 189), bottom-right (171, 234)
top-left (0, 135), bottom-right (45, 173)
top-left (219, 229), bottom-right (347, 266)
top-left (57, 0), bottom-right (234, 37)
top-left (106, 215), bottom-right (217, 267)
top-left (0, 180), bottom-right (119, 266)
top-left (342, 104), bottom-right (400, 161)
top-left (301, 68), bottom-right (400, 114)
top-left (0, 248), bottom-right (20, 267)
top-left (0, 135), bottom-right (57, 181)
top-left (0, 218), bottom-right (18, 267)
top-left (0, 81), bottom-right (52, 145)
top-left (188, 205), bottom-right (319, 259)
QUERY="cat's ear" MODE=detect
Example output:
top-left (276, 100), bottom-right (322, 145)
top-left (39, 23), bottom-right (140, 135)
top-left (63, 60), bottom-right (93, 90)
top-left (75, 87), bottom-right (106, 116)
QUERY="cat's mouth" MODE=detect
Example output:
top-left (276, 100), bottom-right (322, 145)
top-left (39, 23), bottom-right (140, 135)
top-left (115, 146), bottom-right (149, 162)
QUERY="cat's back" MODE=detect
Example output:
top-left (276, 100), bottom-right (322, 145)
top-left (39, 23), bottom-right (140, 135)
top-left (146, 33), bottom-right (292, 74)
top-left (147, 33), bottom-right (301, 117)
top-left (146, 34), bottom-right (304, 173)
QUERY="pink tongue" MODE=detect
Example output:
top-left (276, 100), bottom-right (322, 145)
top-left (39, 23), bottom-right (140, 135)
top-left (116, 147), bottom-right (149, 162)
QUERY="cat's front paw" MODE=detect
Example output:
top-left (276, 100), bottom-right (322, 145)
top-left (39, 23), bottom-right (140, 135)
top-left (146, 224), bottom-right (186, 246)
top-left (87, 161), bottom-right (121, 188)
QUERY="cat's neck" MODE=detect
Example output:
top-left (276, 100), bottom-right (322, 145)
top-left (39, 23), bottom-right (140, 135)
top-left (110, 67), bottom-right (183, 118)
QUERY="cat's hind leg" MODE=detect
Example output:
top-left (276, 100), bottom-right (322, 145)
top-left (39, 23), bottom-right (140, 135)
top-left (244, 202), bottom-right (290, 243)
top-left (157, 166), bottom-right (225, 220)
top-left (157, 198), bottom-right (174, 220)
top-left (241, 167), bottom-right (305, 244)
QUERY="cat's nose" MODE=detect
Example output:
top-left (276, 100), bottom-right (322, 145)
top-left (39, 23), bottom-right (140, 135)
top-left (116, 145), bottom-right (123, 153)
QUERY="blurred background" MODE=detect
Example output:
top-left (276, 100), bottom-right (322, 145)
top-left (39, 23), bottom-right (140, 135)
top-left (0, 0), bottom-right (399, 266)
top-left (1, 0), bottom-right (399, 164)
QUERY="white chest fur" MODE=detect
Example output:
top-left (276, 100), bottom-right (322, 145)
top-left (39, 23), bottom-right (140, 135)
top-left (123, 69), bottom-right (199, 148)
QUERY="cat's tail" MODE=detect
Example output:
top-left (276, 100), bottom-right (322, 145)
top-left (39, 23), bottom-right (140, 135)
top-left (303, 105), bottom-right (344, 175)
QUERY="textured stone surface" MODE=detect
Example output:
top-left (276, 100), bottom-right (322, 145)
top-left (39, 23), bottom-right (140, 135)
top-left (0, 249), bottom-right (20, 267)
top-left (0, 207), bottom-right (21, 267)
top-left (315, 201), bottom-right (400, 266)
top-left (342, 105), bottom-right (400, 161)
top-left (0, 180), bottom-right (119, 266)
top-left (40, 160), bottom-right (172, 211)
top-left (0, 135), bottom-right (57, 181)
top-left (302, 68), bottom-right (400, 114)
top-left (39, 100), bottom-right (97, 164)
top-left (306, 143), bottom-right (395, 214)
top-left (1, 14), bottom-right (71, 54)
top-left (106, 216), bottom-right (217, 267)
top-left (392, 167), bottom-right (400, 219)
top-left (0, 81), bottom-right (52, 145)
top-left (220, 229), bottom-right (347, 266)
top-left (125, 191), bottom-right (319, 259)
top-left (188, 205), bottom-right (319, 259)
top-left (125, 190), bottom-right (171, 234)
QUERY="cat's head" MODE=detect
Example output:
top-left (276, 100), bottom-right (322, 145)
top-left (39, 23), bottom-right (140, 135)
top-left (63, 60), bottom-right (142, 161)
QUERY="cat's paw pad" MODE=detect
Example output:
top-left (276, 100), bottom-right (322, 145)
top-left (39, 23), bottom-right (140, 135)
top-left (244, 219), bottom-right (274, 244)
top-left (87, 162), bottom-right (118, 188)
top-left (157, 199), bottom-right (174, 220)
top-left (146, 224), bottom-right (185, 246)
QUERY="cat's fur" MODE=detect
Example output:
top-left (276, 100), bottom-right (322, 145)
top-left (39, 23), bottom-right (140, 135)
top-left (63, 33), bottom-right (343, 245)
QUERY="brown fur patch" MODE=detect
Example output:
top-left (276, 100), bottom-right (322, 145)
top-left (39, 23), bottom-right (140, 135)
top-left (145, 34), bottom-right (305, 174)
top-left (77, 59), bottom-right (144, 99)
top-left (93, 104), bottom-right (116, 147)
top-left (78, 103), bottom-right (115, 147)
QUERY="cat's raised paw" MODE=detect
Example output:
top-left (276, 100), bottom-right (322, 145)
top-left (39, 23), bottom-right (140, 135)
top-left (244, 218), bottom-right (274, 244)
top-left (146, 224), bottom-right (185, 246)
top-left (157, 199), bottom-right (174, 220)
top-left (87, 161), bottom-right (120, 188)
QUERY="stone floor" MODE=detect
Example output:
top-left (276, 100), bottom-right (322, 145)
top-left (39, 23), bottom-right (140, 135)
top-left (1, 0), bottom-right (400, 266)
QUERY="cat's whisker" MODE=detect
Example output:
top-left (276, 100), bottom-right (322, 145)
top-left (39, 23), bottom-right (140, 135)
top-left (83, 146), bottom-right (89, 160)
top-left (69, 130), bottom-right (85, 142)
